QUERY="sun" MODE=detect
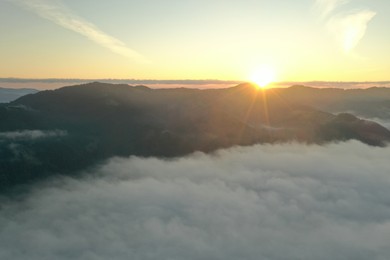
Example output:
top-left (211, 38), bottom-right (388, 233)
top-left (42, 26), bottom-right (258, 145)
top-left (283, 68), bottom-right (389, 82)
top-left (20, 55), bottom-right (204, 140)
top-left (249, 65), bottom-right (277, 88)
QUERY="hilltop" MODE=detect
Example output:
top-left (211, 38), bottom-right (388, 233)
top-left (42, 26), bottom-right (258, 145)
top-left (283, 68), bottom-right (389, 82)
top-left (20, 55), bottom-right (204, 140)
top-left (1, 82), bottom-right (390, 191)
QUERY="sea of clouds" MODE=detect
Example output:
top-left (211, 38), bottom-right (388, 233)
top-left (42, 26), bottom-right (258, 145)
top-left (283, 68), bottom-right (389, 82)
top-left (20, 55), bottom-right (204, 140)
top-left (1, 141), bottom-right (390, 260)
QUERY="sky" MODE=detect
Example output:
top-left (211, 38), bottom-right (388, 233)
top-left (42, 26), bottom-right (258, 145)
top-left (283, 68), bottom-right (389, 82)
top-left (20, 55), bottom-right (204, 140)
top-left (1, 141), bottom-right (390, 259)
top-left (1, 0), bottom-right (390, 82)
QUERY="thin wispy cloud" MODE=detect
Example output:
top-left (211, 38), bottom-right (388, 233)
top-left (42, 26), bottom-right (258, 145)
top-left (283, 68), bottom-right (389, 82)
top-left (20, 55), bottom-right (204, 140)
top-left (314, 0), bottom-right (350, 19)
top-left (314, 0), bottom-right (376, 55)
top-left (327, 10), bottom-right (376, 54)
top-left (9, 0), bottom-right (149, 63)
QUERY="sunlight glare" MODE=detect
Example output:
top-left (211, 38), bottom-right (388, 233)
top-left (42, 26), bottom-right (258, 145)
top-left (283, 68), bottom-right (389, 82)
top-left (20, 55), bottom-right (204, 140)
top-left (250, 65), bottom-right (277, 88)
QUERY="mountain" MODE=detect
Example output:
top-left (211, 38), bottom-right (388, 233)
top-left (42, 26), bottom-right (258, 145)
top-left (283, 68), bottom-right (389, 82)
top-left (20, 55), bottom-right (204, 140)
top-left (0, 87), bottom-right (39, 103)
top-left (272, 85), bottom-right (390, 120)
top-left (1, 82), bottom-right (390, 192)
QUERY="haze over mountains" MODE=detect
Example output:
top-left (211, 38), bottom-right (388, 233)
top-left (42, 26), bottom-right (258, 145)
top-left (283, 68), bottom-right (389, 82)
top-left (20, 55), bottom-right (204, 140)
top-left (2, 82), bottom-right (390, 259)
top-left (0, 87), bottom-right (38, 103)
top-left (1, 82), bottom-right (390, 191)
top-left (3, 0), bottom-right (390, 257)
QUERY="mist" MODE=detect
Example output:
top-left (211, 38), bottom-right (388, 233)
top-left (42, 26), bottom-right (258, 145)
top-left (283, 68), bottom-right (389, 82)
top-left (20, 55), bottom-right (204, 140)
top-left (0, 130), bottom-right (67, 140)
top-left (1, 141), bottom-right (390, 259)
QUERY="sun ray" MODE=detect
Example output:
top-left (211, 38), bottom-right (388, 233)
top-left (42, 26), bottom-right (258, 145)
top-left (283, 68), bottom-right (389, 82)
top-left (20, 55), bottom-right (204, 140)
top-left (250, 65), bottom-right (277, 88)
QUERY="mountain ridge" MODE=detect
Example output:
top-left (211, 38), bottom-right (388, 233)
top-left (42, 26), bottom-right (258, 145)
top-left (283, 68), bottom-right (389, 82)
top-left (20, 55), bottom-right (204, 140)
top-left (1, 82), bottom-right (390, 191)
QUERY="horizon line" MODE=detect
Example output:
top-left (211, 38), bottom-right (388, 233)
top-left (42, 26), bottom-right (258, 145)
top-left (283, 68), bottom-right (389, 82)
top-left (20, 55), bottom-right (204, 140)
top-left (1, 78), bottom-right (390, 85)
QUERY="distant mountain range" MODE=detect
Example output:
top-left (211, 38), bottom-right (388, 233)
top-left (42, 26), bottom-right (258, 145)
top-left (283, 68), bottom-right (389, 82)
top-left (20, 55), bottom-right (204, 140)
top-left (1, 82), bottom-right (390, 192)
top-left (0, 87), bottom-right (39, 103)
top-left (274, 85), bottom-right (390, 120)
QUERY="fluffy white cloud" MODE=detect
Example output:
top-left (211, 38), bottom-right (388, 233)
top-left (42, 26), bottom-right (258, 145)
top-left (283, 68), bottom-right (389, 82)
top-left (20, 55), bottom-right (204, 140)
top-left (1, 141), bottom-right (390, 259)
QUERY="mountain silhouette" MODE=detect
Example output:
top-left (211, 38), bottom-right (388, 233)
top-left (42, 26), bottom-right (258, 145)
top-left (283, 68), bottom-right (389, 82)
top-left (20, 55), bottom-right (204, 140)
top-left (1, 82), bottom-right (390, 192)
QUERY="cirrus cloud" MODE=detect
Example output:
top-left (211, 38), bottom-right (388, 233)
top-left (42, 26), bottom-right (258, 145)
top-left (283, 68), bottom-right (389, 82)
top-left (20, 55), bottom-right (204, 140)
top-left (8, 0), bottom-right (149, 63)
top-left (327, 10), bottom-right (376, 54)
top-left (314, 0), bottom-right (376, 55)
top-left (314, 0), bottom-right (350, 19)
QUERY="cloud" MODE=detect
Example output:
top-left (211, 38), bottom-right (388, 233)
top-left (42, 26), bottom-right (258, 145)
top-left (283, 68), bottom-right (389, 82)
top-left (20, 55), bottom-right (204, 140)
top-left (327, 10), bottom-right (376, 54)
top-left (1, 141), bottom-right (390, 259)
top-left (313, 0), bottom-right (376, 55)
top-left (0, 130), bottom-right (67, 140)
top-left (314, 0), bottom-right (350, 19)
top-left (0, 77), bottom-right (242, 85)
top-left (281, 81), bottom-right (390, 89)
top-left (9, 0), bottom-right (148, 63)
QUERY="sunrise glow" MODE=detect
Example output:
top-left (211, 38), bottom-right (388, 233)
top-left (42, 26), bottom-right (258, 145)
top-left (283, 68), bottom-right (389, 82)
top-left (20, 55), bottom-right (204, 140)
top-left (250, 66), bottom-right (277, 88)
top-left (2, 1), bottom-right (390, 259)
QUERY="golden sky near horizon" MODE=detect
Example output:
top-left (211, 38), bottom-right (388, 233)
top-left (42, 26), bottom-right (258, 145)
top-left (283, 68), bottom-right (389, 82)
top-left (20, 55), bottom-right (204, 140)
top-left (1, 0), bottom-right (390, 82)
